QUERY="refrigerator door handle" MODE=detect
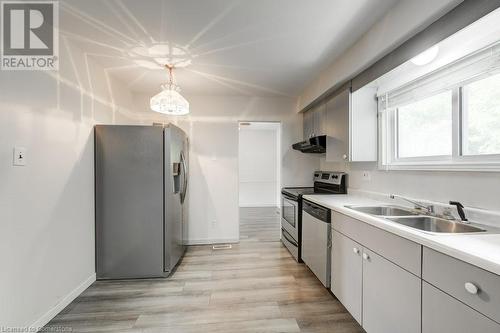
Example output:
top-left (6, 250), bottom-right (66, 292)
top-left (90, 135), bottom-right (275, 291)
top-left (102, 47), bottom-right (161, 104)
top-left (180, 152), bottom-right (188, 203)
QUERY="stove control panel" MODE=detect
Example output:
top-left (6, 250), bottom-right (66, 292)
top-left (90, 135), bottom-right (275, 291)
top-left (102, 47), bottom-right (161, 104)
top-left (314, 171), bottom-right (346, 186)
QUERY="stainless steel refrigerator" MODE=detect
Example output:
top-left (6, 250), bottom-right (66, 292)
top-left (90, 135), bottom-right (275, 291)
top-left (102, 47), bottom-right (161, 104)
top-left (95, 124), bottom-right (188, 279)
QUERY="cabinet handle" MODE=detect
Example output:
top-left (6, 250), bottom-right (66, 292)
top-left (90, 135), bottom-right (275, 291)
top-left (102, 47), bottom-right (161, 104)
top-left (464, 282), bottom-right (479, 295)
top-left (352, 247), bottom-right (360, 255)
top-left (342, 154), bottom-right (348, 160)
top-left (362, 252), bottom-right (370, 260)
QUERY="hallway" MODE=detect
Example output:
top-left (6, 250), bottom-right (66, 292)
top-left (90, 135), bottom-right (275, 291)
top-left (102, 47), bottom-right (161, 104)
top-left (45, 208), bottom-right (362, 332)
top-left (239, 207), bottom-right (281, 242)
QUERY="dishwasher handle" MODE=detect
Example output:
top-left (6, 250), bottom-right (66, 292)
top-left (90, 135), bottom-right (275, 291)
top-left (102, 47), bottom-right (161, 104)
top-left (303, 200), bottom-right (330, 222)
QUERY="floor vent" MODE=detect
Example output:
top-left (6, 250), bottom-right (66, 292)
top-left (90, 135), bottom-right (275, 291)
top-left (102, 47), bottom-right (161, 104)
top-left (213, 244), bottom-right (232, 250)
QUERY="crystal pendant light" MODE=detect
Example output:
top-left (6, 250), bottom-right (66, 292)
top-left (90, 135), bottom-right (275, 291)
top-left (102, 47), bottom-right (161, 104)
top-left (150, 65), bottom-right (189, 115)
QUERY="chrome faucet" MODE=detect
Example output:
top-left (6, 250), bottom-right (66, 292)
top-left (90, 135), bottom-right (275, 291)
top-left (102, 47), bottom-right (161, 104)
top-left (389, 194), bottom-right (435, 215)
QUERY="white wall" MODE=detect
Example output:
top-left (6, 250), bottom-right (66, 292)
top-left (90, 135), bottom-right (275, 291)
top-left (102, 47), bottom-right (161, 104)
top-left (239, 124), bottom-right (280, 208)
top-left (298, 0), bottom-right (463, 110)
top-left (0, 40), bottom-right (138, 327)
top-left (320, 161), bottom-right (500, 212)
top-left (133, 94), bottom-right (319, 244)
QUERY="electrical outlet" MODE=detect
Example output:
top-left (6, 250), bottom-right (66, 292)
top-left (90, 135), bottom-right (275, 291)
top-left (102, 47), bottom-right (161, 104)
top-left (362, 171), bottom-right (371, 181)
top-left (212, 220), bottom-right (217, 227)
top-left (13, 146), bottom-right (27, 166)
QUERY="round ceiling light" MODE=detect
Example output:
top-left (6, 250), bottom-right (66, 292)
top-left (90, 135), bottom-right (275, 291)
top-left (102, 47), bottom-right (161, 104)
top-left (410, 45), bottom-right (439, 66)
top-left (130, 43), bottom-right (194, 69)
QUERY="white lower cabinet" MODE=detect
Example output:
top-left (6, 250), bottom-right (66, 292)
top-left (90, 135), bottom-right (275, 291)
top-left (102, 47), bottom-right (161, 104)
top-left (331, 230), bottom-right (362, 324)
top-left (331, 230), bottom-right (421, 333)
top-left (422, 282), bottom-right (500, 333)
top-left (362, 248), bottom-right (421, 333)
top-left (331, 212), bottom-right (500, 333)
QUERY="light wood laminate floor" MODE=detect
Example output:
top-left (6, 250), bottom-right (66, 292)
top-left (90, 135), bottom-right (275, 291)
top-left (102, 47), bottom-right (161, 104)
top-left (45, 208), bottom-right (363, 333)
top-left (239, 207), bottom-right (281, 242)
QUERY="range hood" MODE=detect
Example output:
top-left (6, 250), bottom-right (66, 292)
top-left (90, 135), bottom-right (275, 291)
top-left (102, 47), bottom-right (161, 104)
top-left (292, 135), bottom-right (326, 154)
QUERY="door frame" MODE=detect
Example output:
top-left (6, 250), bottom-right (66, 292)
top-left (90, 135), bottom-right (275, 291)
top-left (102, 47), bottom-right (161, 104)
top-left (237, 121), bottom-right (282, 239)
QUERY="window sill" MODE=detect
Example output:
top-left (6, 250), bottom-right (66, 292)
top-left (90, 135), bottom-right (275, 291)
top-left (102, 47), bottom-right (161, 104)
top-left (379, 161), bottom-right (500, 172)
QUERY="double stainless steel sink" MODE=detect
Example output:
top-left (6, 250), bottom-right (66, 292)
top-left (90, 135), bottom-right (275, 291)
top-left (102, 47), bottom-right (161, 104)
top-left (345, 205), bottom-right (417, 217)
top-left (345, 205), bottom-right (486, 234)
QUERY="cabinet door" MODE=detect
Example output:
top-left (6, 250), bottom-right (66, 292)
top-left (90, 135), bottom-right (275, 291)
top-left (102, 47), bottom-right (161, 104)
top-left (362, 249), bottom-right (421, 333)
top-left (314, 102), bottom-right (326, 136)
top-left (331, 230), bottom-right (362, 324)
top-left (325, 89), bottom-right (350, 161)
top-left (423, 282), bottom-right (500, 333)
top-left (350, 86), bottom-right (377, 161)
top-left (303, 110), bottom-right (313, 139)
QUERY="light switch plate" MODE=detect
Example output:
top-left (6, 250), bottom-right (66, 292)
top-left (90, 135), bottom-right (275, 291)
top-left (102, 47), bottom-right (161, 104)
top-left (13, 146), bottom-right (27, 166)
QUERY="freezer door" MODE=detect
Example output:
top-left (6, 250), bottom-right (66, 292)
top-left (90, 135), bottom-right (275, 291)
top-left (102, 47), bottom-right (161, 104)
top-left (95, 125), bottom-right (164, 279)
top-left (164, 125), bottom-right (188, 273)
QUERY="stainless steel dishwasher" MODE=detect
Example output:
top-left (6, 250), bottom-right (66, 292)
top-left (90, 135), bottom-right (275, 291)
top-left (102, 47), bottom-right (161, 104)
top-left (301, 199), bottom-right (331, 287)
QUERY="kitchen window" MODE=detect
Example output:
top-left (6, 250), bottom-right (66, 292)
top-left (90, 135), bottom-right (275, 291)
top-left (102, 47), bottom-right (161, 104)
top-left (462, 72), bottom-right (500, 156)
top-left (379, 42), bottom-right (500, 171)
top-left (396, 91), bottom-right (453, 159)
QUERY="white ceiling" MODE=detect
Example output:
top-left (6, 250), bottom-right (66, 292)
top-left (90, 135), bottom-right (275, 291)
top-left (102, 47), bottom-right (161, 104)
top-left (61, 0), bottom-right (399, 96)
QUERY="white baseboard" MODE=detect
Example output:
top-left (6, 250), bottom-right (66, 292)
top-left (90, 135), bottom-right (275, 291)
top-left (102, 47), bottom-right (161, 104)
top-left (30, 273), bottom-right (96, 331)
top-left (185, 238), bottom-right (239, 245)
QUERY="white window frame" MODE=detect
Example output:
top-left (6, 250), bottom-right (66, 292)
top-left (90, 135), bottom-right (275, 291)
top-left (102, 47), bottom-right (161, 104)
top-left (379, 82), bottom-right (500, 172)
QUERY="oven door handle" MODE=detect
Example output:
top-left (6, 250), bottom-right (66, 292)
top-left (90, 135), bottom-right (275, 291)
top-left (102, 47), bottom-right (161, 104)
top-left (282, 229), bottom-right (298, 247)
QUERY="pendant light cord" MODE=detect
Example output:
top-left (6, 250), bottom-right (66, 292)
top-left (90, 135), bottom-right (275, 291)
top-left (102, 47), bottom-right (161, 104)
top-left (166, 64), bottom-right (174, 89)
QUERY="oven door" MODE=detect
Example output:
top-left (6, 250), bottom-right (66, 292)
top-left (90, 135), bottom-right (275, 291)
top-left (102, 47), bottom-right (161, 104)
top-left (281, 193), bottom-right (298, 241)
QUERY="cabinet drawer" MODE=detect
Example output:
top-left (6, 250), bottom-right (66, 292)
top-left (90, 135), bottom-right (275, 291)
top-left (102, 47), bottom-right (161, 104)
top-left (332, 212), bottom-right (421, 276)
top-left (423, 282), bottom-right (500, 333)
top-left (423, 247), bottom-right (500, 323)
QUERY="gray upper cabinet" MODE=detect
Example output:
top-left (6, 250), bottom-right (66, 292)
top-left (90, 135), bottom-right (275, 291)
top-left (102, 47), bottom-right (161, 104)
top-left (302, 84), bottom-right (377, 162)
top-left (303, 109), bottom-right (314, 139)
top-left (323, 85), bottom-right (377, 162)
top-left (325, 89), bottom-right (350, 161)
top-left (303, 103), bottom-right (326, 139)
top-left (314, 103), bottom-right (326, 136)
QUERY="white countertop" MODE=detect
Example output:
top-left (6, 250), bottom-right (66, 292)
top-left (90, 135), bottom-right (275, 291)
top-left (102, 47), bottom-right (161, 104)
top-left (303, 193), bottom-right (500, 276)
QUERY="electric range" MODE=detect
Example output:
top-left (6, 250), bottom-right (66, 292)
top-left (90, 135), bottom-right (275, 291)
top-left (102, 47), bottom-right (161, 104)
top-left (281, 171), bottom-right (347, 261)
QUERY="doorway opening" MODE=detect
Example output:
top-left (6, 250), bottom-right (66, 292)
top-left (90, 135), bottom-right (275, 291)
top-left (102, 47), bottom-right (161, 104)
top-left (238, 121), bottom-right (281, 242)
